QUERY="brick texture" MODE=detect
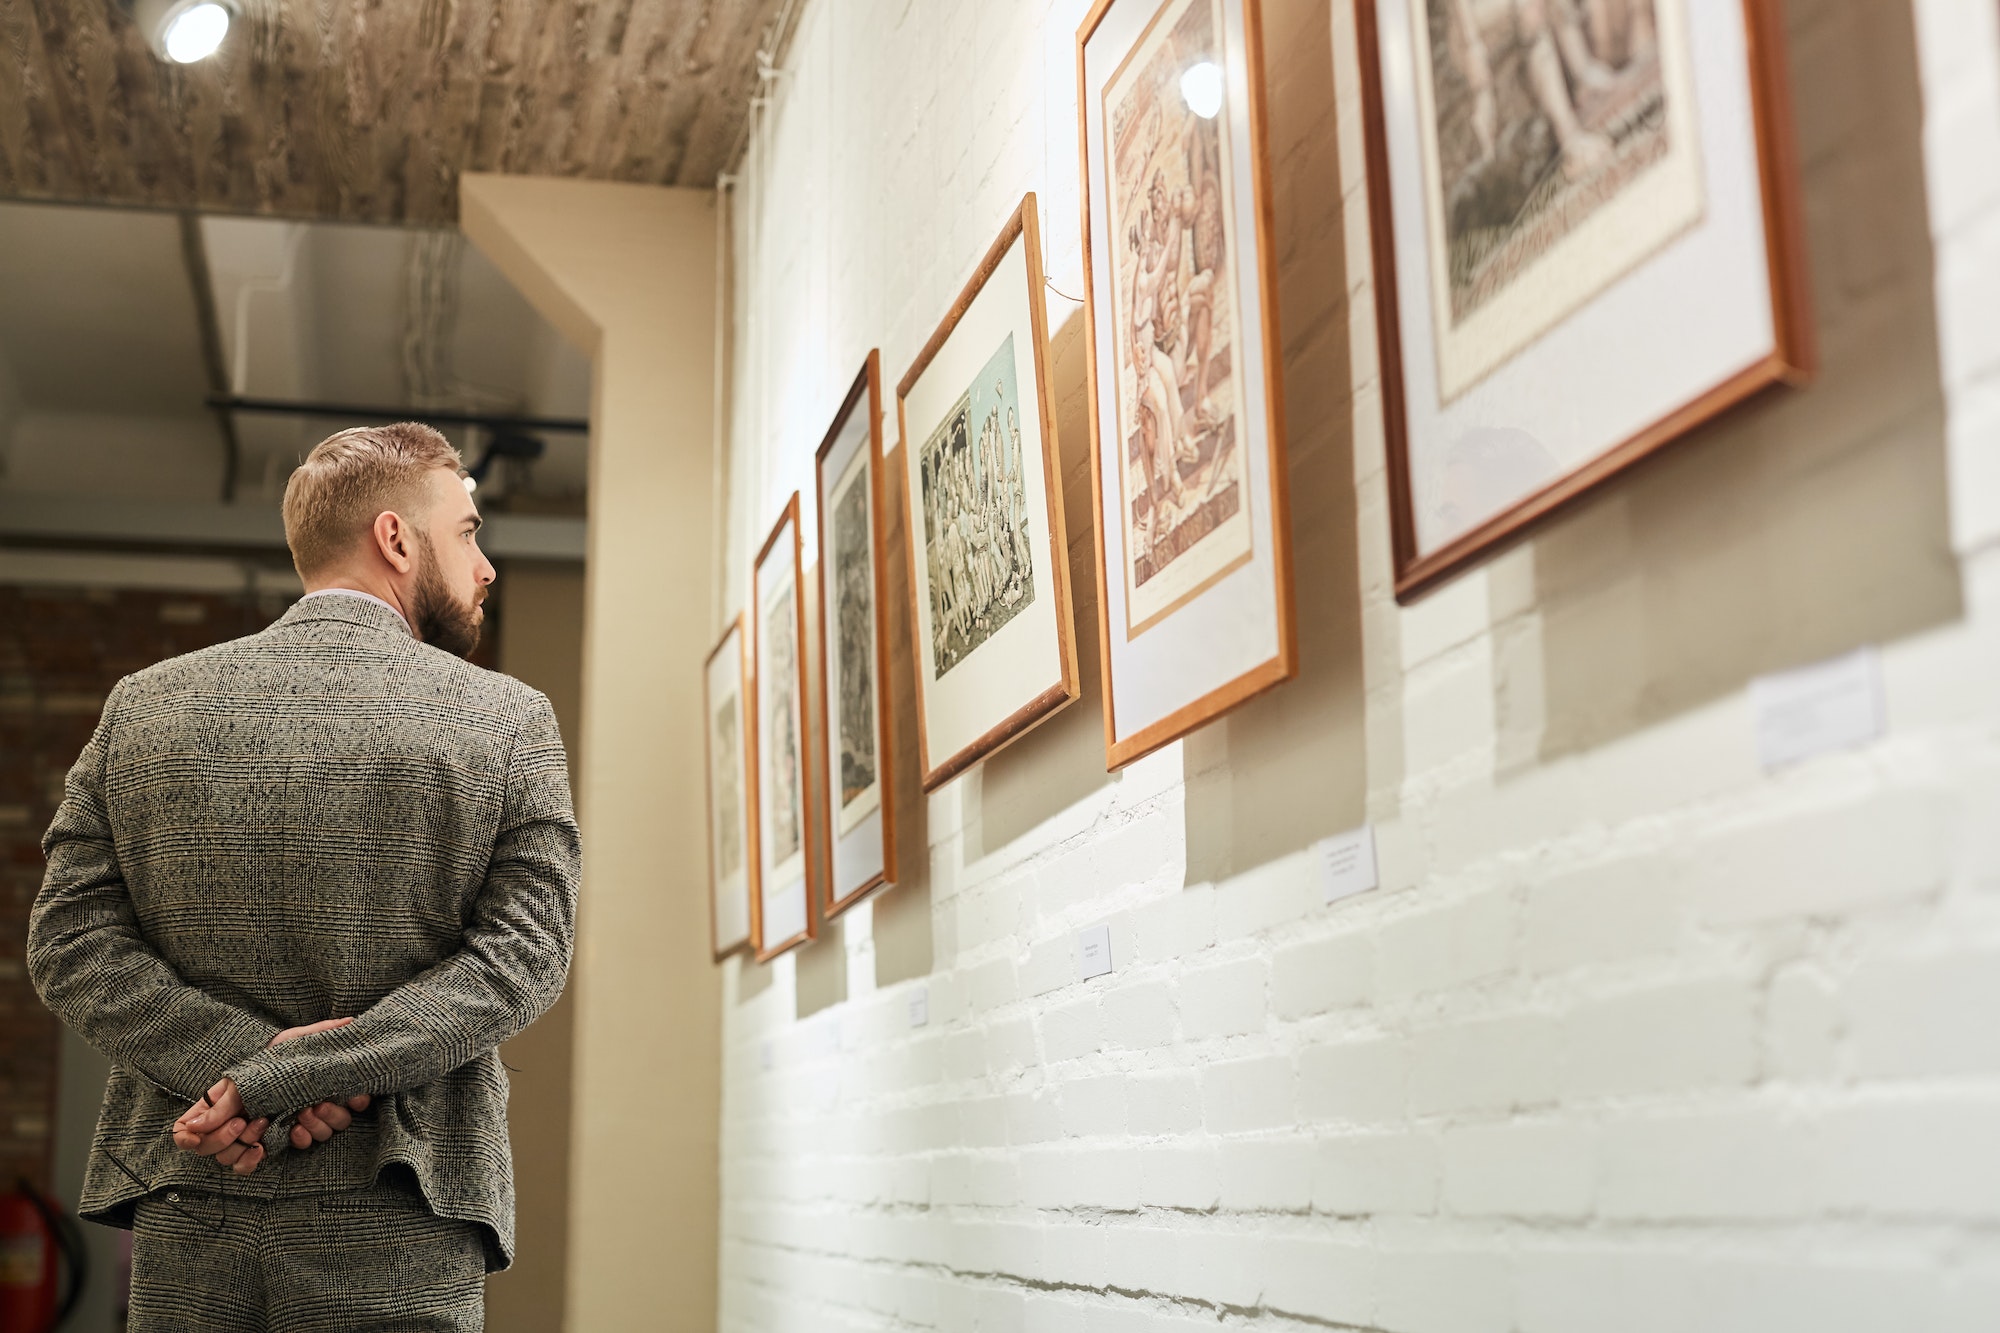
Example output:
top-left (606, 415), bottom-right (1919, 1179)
top-left (714, 0), bottom-right (2000, 1328)
top-left (0, 586), bottom-right (289, 1191)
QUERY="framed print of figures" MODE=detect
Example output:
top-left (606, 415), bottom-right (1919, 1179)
top-left (750, 494), bottom-right (818, 960)
top-left (815, 351), bottom-right (897, 917)
top-left (1359, 0), bottom-right (1813, 600)
top-left (897, 194), bottom-right (1079, 790)
top-left (704, 616), bottom-right (754, 960)
top-left (1078, 0), bottom-right (1296, 770)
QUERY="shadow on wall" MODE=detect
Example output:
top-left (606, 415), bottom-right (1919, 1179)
top-left (794, 909), bottom-right (847, 1017)
top-left (976, 309), bottom-right (1114, 857)
top-left (1511, 0), bottom-right (1959, 764)
top-left (736, 947), bottom-right (775, 1002)
top-left (874, 442), bottom-right (935, 988)
top-left (1185, 0), bottom-right (1366, 883)
top-left (795, 563), bottom-right (848, 1019)
top-left (738, 401), bottom-right (937, 1012)
top-left (968, 0), bottom-right (1365, 883)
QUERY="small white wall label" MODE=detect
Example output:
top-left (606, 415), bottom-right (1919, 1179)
top-left (1077, 923), bottom-right (1114, 980)
top-left (907, 985), bottom-right (929, 1028)
top-left (1750, 648), bottom-right (1885, 770)
top-left (1318, 824), bottom-right (1379, 905)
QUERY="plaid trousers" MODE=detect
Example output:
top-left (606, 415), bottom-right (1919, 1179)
top-left (127, 1174), bottom-right (485, 1332)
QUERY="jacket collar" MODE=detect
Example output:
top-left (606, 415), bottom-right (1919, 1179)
top-left (279, 591), bottom-right (419, 641)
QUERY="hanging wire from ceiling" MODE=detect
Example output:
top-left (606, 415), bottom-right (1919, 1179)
top-left (400, 230), bottom-right (535, 495)
top-left (399, 230), bottom-right (518, 411)
top-left (720, 0), bottom-right (806, 178)
top-left (711, 0), bottom-right (805, 633)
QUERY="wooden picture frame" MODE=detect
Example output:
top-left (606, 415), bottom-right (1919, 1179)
top-left (1076, 0), bottom-right (1297, 771)
top-left (1357, 0), bottom-right (1814, 601)
top-left (896, 193), bottom-right (1080, 791)
top-left (703, 614), bottom-right (754, 961)
top-left (814, 351), bottom-right (898, 917)
top-left (749, 493), bottom-right (819, 961)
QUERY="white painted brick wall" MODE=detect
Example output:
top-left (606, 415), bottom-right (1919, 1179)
top-left (714, 0), bottom-right (2000, 1327)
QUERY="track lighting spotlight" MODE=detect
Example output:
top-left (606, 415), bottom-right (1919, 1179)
top-left (129, 0), bottom-right (237, 64)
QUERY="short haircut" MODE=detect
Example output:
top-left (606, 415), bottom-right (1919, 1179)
top-left (282, 423), bottom-right (464, 579)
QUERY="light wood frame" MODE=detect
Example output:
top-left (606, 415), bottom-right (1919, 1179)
top-left (703, 613), bottom-right (754, 961)
top-left (749, 492), bottom-right (819, 961)
top-left (814, 350), bottom-right (899, 918)
top-left (896, 193), bottom-right (1080, 791)
top-left (1075, 0), bottom-right (1298, 771)
top-left (1356, 0), bottom-right (1816, 602)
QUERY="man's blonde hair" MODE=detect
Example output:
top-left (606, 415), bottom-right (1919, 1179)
top-left (282, 423), bottom-right (464, 579)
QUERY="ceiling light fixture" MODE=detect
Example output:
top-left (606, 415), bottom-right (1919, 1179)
top-left (1180, 60), bottom-right (1224, 120)
top-left (131, 0), bottom-right (237, 64)
top-left (467, 430), bottom-right (548, 488)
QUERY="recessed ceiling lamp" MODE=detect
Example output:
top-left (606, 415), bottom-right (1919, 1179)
top-left (130, 0), bottom-right (237, 63)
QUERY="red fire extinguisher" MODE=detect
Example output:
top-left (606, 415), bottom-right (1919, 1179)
top-left (0, 1179), bottom-right (85, 1333)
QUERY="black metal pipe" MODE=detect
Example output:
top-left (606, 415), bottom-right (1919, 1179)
top-left (179, 214), bottom-right (242, 502)
top-left (206, 395), bottom-right (589, 435)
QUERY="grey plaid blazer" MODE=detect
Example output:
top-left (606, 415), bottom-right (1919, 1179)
top-left (27, 593), bottom-right (579, 1271)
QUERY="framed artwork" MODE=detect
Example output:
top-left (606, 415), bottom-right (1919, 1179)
top-left (1358, 0), bottom-right (1813, 600)
top-left (750, 493), bottom-right (818, 961)
top-left (1077, 0), bottom-right (1297, 771)
top-left (814, 351), bottom-right (897, 917)
top-left (897, 193), bottom-right (1080, 790)
top-left (703, 615), bottom-right (754, 960)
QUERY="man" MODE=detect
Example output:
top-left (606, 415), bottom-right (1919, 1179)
top-left (27, 423), bottom-right (580, 1330)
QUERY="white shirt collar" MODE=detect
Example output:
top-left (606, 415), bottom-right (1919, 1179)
top-left (299, 587), bottom-right (413, 635)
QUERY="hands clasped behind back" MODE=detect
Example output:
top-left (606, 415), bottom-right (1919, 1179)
top-left (171, 1017), bottom-right (374, 1176)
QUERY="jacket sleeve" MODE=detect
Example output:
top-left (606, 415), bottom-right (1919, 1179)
top-left (28, 681), bottom-right (283, 1103)
top-left (223, 690), bottom-right (580, 1124)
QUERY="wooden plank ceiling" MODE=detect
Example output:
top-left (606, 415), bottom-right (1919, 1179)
top-left (0, 0), bottom-right (792, 225)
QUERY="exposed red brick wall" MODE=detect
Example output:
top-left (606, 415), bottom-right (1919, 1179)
top-left (1, 586), bottom-right (290, 1192)
top-left (1, 583), bottom-right (503, 1191)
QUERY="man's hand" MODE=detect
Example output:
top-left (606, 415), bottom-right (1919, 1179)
top-left (171, 1017), bottom-right (370, 1174)
top-left (170, 1081), bottom-right (266, 1165)
top-left (290, 1094), bottom-right (372, 1150)
top-left (269, 1017), bottom-right (357, 1047)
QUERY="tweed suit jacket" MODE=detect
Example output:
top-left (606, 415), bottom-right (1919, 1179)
top-left (27, 593), bottom-right (579, 1271)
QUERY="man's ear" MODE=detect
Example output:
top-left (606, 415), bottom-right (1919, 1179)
top-left (372, 510), bottom-right (416, 574)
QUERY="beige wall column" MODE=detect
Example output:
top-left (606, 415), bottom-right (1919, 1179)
top-left (461, 174), bottom-right (721, 1331)
top-left (490, 561), bottom-right (587, 1333)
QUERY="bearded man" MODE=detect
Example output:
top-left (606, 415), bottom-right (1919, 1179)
top-left (28, 422), bottom-right (579, 1330)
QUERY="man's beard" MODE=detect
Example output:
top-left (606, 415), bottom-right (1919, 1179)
top-left (410, 531), bottom-right (483, 659)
